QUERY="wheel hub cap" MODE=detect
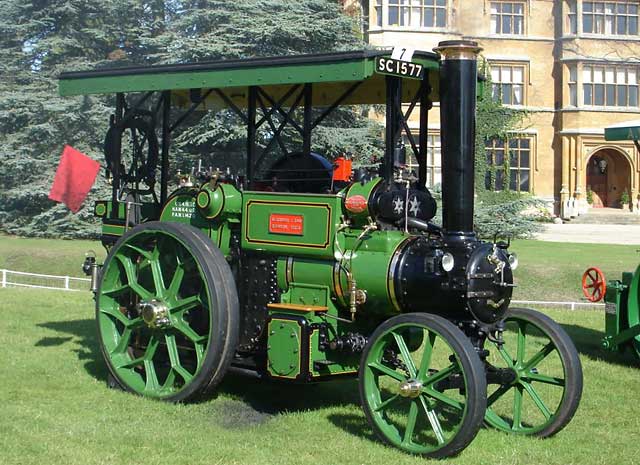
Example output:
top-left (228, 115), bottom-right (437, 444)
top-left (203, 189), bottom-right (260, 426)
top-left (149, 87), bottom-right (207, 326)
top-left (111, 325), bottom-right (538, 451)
top-left (399, 379), bottom-right (423, 398)
top-left (139, 299), bottom-right (171, 329)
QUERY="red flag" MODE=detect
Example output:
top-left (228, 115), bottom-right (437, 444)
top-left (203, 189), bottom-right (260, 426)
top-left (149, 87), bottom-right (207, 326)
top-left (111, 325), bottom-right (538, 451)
top-left (48, 145), bottom-right (101, 213)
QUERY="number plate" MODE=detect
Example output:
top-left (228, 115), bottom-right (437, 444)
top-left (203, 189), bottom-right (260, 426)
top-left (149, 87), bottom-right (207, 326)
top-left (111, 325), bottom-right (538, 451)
top-left (269, 213), bottom-right (304, 235)
top-left (375, 57), bottom-right (424, 80)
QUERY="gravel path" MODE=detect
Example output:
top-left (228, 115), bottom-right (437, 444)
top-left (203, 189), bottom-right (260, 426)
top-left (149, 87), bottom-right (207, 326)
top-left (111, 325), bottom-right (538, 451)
top-left (534, 223), bottom-right (640, 245)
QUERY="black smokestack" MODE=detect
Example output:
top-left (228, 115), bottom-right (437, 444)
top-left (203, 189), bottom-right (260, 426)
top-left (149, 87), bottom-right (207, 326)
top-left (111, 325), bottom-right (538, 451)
top-left (434, 40), bottom-right (482, 235)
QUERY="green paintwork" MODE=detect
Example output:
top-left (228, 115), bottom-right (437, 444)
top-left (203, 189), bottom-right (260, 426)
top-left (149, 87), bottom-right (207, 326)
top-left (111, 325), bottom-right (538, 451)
top-left (58, 51), bottom-right (440, 104)
top-left (97, 227), bottom-right (211, 398)
top-left (605, 121), bottom-right (640, 141)
top-left (241, 192), bottom-right (341, 258)
top-left (604, 267), bottom-right (640, 356)
top-left (484, 314), bottom-right (568, 435)
top-left (271, 282), bottom-right (364, 379)
top-left (342, 178), bottom-right (382, 226)
top-left (361, 320), bottom-right (469, 454)
top-left (267, 317), bottom-right (302, 378)
top-left (195, 183), bottom-right (242, 221)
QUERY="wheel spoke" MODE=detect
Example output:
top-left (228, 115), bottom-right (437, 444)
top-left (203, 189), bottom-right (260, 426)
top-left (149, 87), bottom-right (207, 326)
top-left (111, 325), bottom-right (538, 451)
top-left (423, 363), bottom-right (457, 387)
top-left (392, 331), bottom-right (417, 378)
top-left (165, 334), bottom-right (194, 382)
top-left (487, 384), bottom-right (511, 407)
top-left (114, 254), bottom-right (153, 301)
top-left (167, 263), bottom-right (185, 297)
top-left (423, 387), bottom-right (464, 411)
top-left (512, 384), bottom-right (523, 430)
top-left (112, 327), bottom-right (133, 354)
top-left (102, 284), bottom-right (130, 296)
top-left (417, 331), bottom-right (436, 381)
top-left (516, 322), bottom-right (527, 364)
top-left (374, 393), bottom-right (401, 412)
top-left (173, 319), bottom-right (207, 344)
top-left (143, 359), bottom-right (160, 392)
top-left (117, 335), bottom-right (160, 369)
top-left (172, 295), bottom-right (202, 314)
top-left (522, 342), bottom-right (555, 372)
top-left (402, 400), bottom-right (419, 446)
top-left (419, 395), bottom-right (445, 444)
top-left (485, 407), bottom-right (512, 431)
top-left (99, 306), bottom-right (142, 328)
top-left (368, 362), bottom-right (406, 382)
top-left (149, 256), bottom-right (166, 296)
top-left (525, 372), bottom-right (565, 386)
top-left (497, 344), bottom-right (516, 367)
top-left (124, 243), bottom-right (152, 260)
top-left (522, 381), bottom-right (552, 419)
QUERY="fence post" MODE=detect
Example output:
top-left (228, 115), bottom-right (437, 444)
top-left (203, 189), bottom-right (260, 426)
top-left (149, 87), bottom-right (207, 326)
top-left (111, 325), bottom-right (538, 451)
top-left (1, 269), bottom-right (6, 288)
top-left (64, 276), bottom-right (70, 290)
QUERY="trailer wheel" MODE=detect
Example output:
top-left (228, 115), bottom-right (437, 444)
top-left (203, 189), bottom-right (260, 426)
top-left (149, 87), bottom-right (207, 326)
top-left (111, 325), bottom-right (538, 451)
top-left (483, 308), bottom-right (583, 436)
top-left (96, 222), bottom-right (239, 402)
top-left (359, 313), bottom-right (487, 458)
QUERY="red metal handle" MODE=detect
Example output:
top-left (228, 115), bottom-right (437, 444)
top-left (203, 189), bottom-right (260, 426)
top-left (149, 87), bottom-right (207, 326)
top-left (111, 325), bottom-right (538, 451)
top-left (582, 267), bottom-right (607, 303)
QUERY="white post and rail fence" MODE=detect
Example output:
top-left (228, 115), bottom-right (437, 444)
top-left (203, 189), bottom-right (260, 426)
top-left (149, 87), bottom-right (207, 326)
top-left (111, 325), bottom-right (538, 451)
top-left (0, 269), bottom-right (90, 292)
top-left (0, 268), bottom-right (605, 310)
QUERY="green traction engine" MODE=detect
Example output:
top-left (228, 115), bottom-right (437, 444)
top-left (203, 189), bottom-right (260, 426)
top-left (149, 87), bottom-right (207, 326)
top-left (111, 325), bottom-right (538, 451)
top-left (582, 265), bottom-right (640, 358)
top-left (62, 40), bottom-right (582, 457)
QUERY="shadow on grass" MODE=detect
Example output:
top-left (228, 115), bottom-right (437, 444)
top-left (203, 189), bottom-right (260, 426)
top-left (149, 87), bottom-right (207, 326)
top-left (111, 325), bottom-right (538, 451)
top-left (33, 318), bottom-right (363, 415)
top-left (36, 318), bottom-right (108, 380)
top-left (560, 322), bottom-right (640, 367)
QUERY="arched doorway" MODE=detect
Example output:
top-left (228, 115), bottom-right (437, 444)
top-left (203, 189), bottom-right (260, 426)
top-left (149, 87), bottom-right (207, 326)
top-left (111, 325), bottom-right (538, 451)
top-left (586, 148), bottom-right (631, 208)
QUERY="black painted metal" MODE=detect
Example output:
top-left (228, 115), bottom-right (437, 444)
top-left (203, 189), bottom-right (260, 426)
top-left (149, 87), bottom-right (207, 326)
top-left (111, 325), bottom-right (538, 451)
top-left (213, 89), bottom-right (248, 124)
top-left (246, 86), bottom-right (257, 189)
top-left (384, 76), bottom-right (402, 184)
top-left (110, 93), bottom-right (125, 219)
top-left (311, 81), bottom-right (363, 129)
top-left (168, 88), bottom-right (214, 133)
top-left (160, 91), bottom-right (171, 204)
top-left (439, 47), bottom-right (478, 235)
top-left (303, 83), bottom-right (313, 155)
top-left (259, 87), bottom-right (304, 135)
top-left (254, 88), bottom-right (305, 172)
top-left (256, 85), bottom-right (300, 129)
top-left (418, 75), bottom-right (430, 187)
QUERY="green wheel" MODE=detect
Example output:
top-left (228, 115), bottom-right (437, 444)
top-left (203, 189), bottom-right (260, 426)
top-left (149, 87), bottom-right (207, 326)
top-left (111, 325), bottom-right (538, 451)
top-left (484, 308), bottom-right (583, 436)
top-left (359, 313), bottom-right (487, 458)
top-left (96, 221), bottom-right (239, 401)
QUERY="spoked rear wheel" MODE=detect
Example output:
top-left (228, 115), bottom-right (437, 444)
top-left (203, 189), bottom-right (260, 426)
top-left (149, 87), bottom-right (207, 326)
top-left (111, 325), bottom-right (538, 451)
top-left (96, 222), bottom-right (239, 402)
top-left (484, 308), bottom-right (583, 436)
top-left (359, 313), bottom-right (487, 458)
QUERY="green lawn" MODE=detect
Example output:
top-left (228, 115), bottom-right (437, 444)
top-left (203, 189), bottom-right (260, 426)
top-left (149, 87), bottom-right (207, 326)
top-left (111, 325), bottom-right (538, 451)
top-left (512, 240), bottom-right (637, 302)
top-left (2, 236), bottom-right (640, 463)
top-left (1, 288), bottom-right (639, 465)
top-left (0, 234), bottom-right (105, 278)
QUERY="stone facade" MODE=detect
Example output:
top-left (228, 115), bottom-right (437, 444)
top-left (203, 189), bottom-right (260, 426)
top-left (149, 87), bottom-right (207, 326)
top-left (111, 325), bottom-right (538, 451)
top-left (350, 0), bottom-right (640, 216)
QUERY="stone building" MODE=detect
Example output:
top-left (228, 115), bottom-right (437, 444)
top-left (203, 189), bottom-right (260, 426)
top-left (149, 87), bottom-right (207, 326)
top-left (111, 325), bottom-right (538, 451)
top-left (347, 0), bottom-right (640, 217)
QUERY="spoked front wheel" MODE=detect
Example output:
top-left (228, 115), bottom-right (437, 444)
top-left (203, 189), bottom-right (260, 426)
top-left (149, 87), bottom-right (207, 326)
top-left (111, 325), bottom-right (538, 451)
top-left (484, 308), bottom-right (583, 436)
top-left (96, 222), bottom-right (239, 402)
top-left (359, 313), bottom-right (487, 458)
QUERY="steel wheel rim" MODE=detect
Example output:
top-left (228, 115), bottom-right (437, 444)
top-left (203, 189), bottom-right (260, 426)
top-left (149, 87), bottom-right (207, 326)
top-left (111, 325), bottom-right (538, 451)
top-left (485, 317), bottom-right (567, 434)
top-left (362, 323), bottom-right (470, 454)
top-left (98, 229), bottom-right (211, 398)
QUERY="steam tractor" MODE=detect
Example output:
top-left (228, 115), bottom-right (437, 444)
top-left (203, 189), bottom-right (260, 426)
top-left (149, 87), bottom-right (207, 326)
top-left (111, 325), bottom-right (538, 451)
top-left (582, 120), bottom-right (640, 361)
top-left (60, 40), bottom-right (583, 457)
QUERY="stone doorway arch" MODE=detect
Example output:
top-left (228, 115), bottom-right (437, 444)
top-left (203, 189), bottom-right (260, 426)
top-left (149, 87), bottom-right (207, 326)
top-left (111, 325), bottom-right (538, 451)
top-left (586, 148), bottom-right (631, 208)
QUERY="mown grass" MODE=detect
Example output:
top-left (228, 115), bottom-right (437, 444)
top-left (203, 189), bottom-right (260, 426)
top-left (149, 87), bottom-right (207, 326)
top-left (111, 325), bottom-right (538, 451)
top-left (1, 287), bottom-right (640, 465)
top-left (511, 240), bottom-right (638, 302)
top-left (0, 234), bottom-right (105, 277)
